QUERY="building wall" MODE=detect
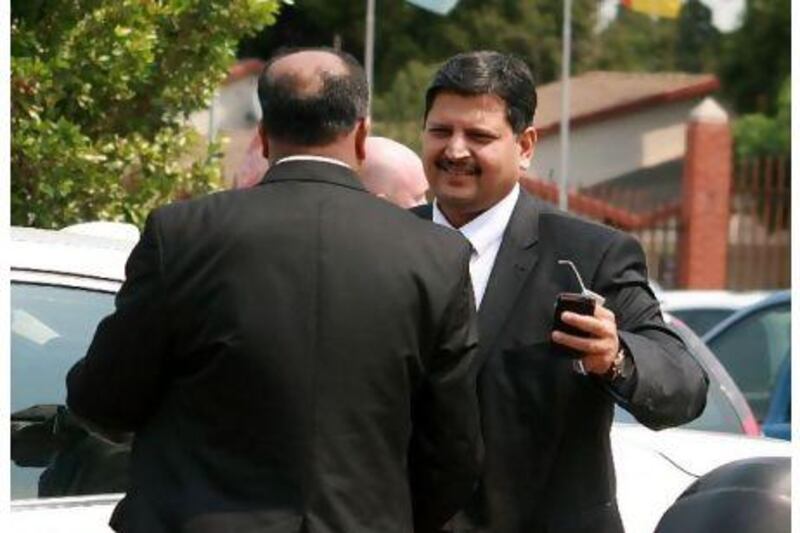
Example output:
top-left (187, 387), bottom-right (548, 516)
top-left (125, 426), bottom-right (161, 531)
top-left (188, 75), bottom-right (265, 188)
top-left (531, 100), bottom-right (699, 188)
top-left (189, 75), bottom-right (261, 136)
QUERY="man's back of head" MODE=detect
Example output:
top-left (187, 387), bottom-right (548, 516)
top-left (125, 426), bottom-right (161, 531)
top-left (257, 48), bottom-right (370, 167)
top-left (361, 136), bottom-right (428, 208)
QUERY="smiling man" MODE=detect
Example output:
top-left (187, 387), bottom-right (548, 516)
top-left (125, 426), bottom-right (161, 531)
top-left (414, 51), bottom-right (709, 533)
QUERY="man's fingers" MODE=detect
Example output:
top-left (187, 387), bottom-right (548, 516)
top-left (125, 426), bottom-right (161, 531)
top-left (554, 304), bottom-right (619, 376)
top-left (551, 330), bottom-right (610, 354)
top-left (594, 304), bottom-right (615, 321)
top-left (559, 311), bottom-right (613, 338)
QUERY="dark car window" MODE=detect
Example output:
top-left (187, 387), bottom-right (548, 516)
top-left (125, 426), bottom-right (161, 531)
top-left (706, 303), bottom-right (791, 422)
top-left (669, 309), bottom-right (735, 336)
top-left (11, 282), bottom-right (129, 500)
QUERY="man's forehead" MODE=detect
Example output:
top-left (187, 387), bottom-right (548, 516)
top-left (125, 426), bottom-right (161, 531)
top-left (427, 92), bottom-right (509, 123)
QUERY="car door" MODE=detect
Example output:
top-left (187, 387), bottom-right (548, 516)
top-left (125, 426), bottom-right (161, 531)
top-left (11, 270), bottom-right (128, 530)
top-left (705, 300), bottom-right (791, 423)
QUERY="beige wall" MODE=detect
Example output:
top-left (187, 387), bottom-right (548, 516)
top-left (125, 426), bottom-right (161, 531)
top-left (189, 75), bottom-right (261, 136)
top-left (531, 100), bottom-right (699, 188)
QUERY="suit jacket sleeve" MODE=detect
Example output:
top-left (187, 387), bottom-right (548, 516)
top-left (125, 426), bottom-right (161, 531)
top-left (66, 210), bottom-right (170, 433)
top-left (594, 232), bottom-right (709, 431)
top-left (410, 247), bottom-right (483, 533)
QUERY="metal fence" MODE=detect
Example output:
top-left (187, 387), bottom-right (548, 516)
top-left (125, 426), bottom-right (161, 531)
top-left (524, 155), bottom-right (791, 291)
top-left (727, 156), bottom-right (791, 290)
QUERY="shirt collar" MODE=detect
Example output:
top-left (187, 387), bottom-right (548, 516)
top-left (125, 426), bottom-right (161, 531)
top-left (432, 184), bottom-right (520, 256)
top-left (275, 155), bottom-right (352, 169)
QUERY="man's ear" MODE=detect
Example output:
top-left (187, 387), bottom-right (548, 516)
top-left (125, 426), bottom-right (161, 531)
top-left (258, 122), bottom-right (270, 159)
top-left (518, 126), bottom-right (537, 170)
top-left (355, 117), bottom-right (371, 163)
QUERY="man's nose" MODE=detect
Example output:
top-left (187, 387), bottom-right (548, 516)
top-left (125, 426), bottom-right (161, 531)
top-left (444, 134), bottom-right (469, 159)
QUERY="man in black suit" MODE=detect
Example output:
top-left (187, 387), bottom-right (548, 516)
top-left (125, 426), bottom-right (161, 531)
top-left (67, 48), bottom-right (482, 533)
top-left (413, 51), bottom-right (709, 533)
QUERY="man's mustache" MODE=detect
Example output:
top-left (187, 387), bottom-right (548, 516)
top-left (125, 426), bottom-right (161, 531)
top-left (435, 159), bottom-right (481, 175)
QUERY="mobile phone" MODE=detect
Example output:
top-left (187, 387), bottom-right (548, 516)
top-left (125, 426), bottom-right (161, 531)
top-left (551, 260), bottom-right (604, 359)
top-left (552, 292), bottom-right (596, 359)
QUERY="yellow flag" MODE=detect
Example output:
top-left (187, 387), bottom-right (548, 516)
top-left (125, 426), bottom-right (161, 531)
top-left (621, 0), bottom-right (682, 19)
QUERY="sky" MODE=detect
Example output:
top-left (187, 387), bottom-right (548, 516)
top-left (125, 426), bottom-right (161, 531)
top-left (598, 0), bottom-right (746, 33)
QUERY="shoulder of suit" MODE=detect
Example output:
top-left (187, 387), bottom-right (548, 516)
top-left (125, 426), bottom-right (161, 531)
top-left (538, 204), bottom-right (628, 244)
top-left (152, 188), bottom-right (245, 217)
top-left (402, 203), bottom-right (471, 256)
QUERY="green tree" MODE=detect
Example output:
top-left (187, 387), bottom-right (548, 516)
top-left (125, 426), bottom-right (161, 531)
top-left (239, 0), bottom-right (597, 89)
top-left (719, 0), bottom-right (790, 115)
top-left (372, 60), bottom-right (441, 154)
top-left (588, 7), bottom-right (678, 72)
top-left (12, 0), bottom-right (284, 228)
top-left (674, 0), bottom-right (720, 73)
top-left (733, 76), bottom-right (790, 158)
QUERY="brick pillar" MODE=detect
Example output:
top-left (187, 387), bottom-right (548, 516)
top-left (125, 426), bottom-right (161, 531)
top-left (678, 97), bottom-right (732, 289)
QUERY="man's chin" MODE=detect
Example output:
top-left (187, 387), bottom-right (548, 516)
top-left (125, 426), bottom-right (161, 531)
top-left (433, 190), bottom-right (486, 221)
top-left (433, 189), bottom-right (477, 209)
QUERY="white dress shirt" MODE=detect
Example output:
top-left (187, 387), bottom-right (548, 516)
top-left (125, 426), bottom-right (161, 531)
top-left (432, 184), bottom-right (520, 309)
top-left (275, 154), bottom-right (352, 169)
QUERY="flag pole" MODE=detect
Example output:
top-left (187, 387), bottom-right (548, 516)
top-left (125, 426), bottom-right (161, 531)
top-left (559, 0), bottom-right (572, 211)
top-left (365, 0), bottom-right (376, 114)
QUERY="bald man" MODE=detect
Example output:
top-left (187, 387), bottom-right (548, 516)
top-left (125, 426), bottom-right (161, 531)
top-left (361, 136), bottom-right (429, 208)
top-left (235, 135), bottom-right (429, 210)
top-left (67, 47), bottom-right (481, 533)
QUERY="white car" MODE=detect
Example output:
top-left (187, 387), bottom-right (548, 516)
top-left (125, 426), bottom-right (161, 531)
top-left (658, 289), bottom-right (771, 336)
top-left (10, 225), bottom-right (791, 533)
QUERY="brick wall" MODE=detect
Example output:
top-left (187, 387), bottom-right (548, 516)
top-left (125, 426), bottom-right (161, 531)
top-left (677, 98), bottom-right (732, 288)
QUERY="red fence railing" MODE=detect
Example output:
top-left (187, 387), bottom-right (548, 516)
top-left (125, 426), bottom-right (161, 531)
top-left (727, 156), bottom-right (790, 290)
top-left (522, 154), bottom-right (790, 291)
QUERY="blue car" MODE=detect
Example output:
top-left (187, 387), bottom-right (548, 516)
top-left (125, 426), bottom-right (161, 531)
top-left (702, 290), bottom-right (791, 439)
top-left (762, 356), bottom-right (790, 440)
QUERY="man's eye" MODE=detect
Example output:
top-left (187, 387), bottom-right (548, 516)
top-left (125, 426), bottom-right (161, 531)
top-left (427, 128), bottom-right (450, 137)
top-left (471, 133), bottom-right (494, 142)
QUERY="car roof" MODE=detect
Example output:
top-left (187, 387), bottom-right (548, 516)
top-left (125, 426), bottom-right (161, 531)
top-left (702, 289), bottom-right (791, 342)
top-left (658, 290), bottom-right (773, 311)
top-left (11, 226), bottom-right (136, 283)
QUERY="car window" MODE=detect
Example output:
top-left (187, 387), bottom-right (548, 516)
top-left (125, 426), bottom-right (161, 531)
top-left (10, 282), bottom-right (130, 500)
top-left (669, 309), bottom-right (734, 336)
top-left (707, 303), bottom-right (791, 422)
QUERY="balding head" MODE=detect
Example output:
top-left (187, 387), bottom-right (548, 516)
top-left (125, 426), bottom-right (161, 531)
top-left (257, 48), bottom-right (369, 148)
top-left (361, 137), bottom-right (429, 208)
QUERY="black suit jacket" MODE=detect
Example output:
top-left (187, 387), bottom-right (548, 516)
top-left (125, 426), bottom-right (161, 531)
top-left (67, 160), bottom-right (483, 533)
top-left (413, 190), bottom-right (708, 533)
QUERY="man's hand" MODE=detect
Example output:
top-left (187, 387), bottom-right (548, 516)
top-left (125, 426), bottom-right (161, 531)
top-left (551, 304), bottom-right (619, 375)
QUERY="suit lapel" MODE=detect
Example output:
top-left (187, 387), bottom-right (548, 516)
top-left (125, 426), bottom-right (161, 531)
top-left (410, 192), bottom-right (543, 357)
top-left (477, 191), bottom-right (541, 357)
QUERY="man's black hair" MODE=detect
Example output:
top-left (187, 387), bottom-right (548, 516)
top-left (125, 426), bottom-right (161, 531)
top-left (258, 47), bottom-right (369, 146)
top-left (424, 51), bottom-right (537, 134)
